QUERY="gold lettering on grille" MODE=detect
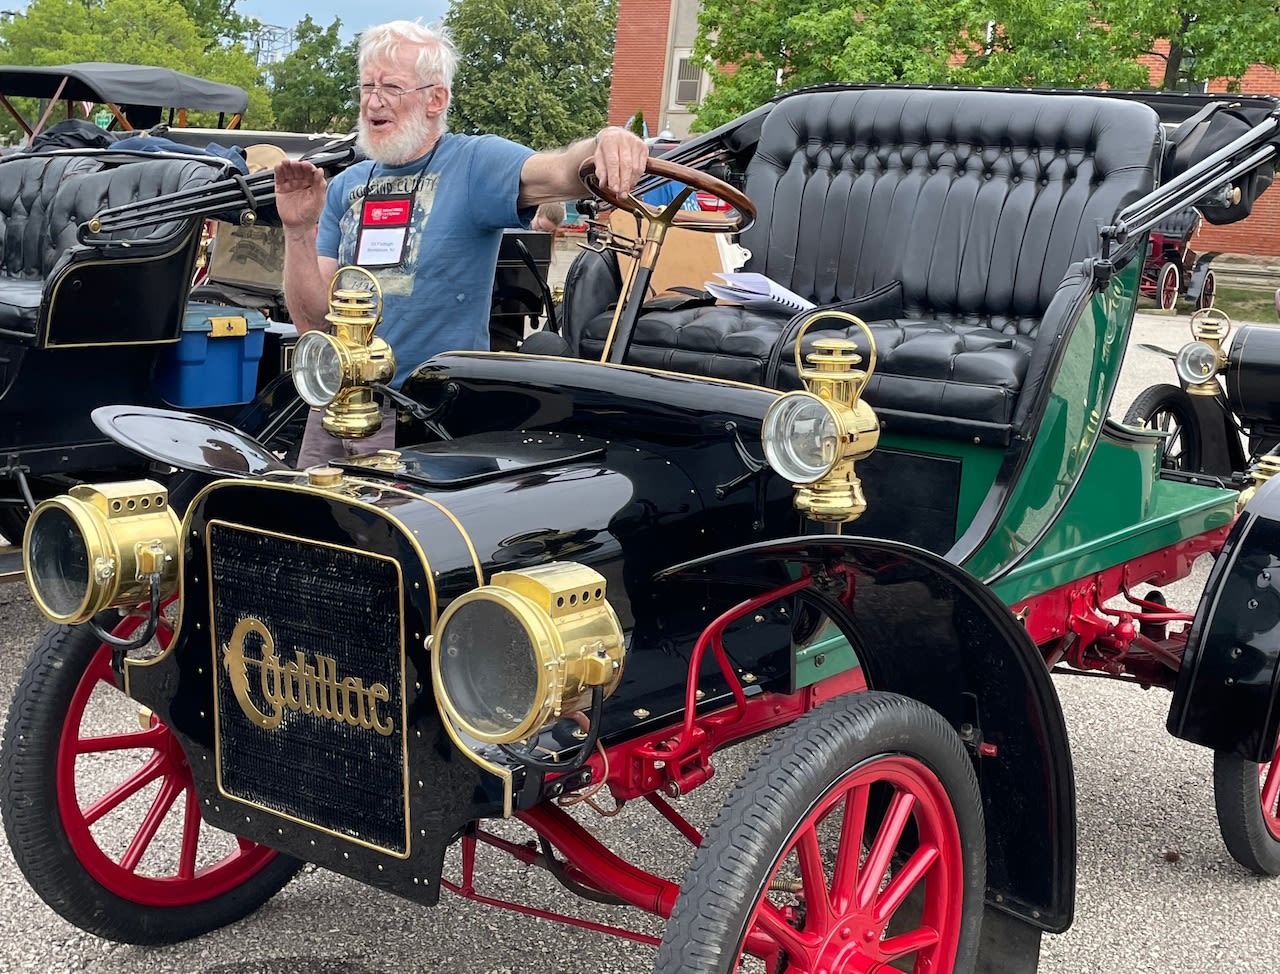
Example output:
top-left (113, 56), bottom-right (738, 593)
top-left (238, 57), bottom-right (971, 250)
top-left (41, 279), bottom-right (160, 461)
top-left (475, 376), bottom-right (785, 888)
top-left (222, 617), bottom-right (394, 736)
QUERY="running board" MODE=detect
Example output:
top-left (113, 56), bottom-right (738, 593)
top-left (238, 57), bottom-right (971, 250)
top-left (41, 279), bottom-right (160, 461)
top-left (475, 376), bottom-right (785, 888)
top-left (0, 543), bottom-right (23, 584)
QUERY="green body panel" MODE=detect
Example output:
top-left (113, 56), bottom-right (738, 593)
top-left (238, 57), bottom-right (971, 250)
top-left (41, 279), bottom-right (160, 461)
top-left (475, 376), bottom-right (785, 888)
top-left (990, 426), bottom-right (1237, 605)
top-left (961, 260), bottom-right (1140, 581)
top-left (877, 432), bottom-right (1004, 543)
top-left (794, 256), bottom-right (1233, 688)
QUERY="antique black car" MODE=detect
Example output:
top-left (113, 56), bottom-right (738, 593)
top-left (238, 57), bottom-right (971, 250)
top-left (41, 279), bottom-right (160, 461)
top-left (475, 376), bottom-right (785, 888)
top-left (0, 64), bottom-right (558, 564)
top-left (5, 83), bottom-right (1280, 974)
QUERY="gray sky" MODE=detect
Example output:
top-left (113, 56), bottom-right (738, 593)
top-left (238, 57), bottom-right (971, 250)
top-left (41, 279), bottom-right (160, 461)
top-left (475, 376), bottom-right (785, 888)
top-left (240, 0), bottom-right (449, 42)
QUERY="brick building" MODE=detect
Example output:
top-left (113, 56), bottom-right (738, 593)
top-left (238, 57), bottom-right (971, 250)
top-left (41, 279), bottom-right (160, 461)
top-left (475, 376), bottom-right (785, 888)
top-left (611, 0), bottom-right (1280, 257)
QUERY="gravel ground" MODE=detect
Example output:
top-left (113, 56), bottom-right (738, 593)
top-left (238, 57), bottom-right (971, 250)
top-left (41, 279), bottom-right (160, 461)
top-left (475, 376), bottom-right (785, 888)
top-left (0, 303), bottom-right (1278, 974)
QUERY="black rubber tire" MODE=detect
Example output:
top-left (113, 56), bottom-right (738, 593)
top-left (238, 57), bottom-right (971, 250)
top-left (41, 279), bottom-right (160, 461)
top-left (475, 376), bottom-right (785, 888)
top-left (654, 691), bottom-right (985, 974)
top-left (1123, 383), bottom-right (1204, 473)
top-left (1197, 269), bottom-right (1217, 311)
top-left (1, 619), bottom-right (302, 944)
top-left (1158, 262), bottom-right (1181, 311)
top-left (1213, 749), bottom-right (1280, 876)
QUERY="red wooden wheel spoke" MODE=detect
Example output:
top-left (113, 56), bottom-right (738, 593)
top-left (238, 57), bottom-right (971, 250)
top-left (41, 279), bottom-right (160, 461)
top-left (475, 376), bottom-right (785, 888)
top-left (118, 774), bottom-right (184, 872)
top-left (856, 789), bottom-right (915, 910)
top-left (795, 827), bottom-right (833, 934)
top-left (81, 753), bottom-right (167, 827)
top-left (74, 726), bottom-right (165, 755)
top-left (831, 783), bottom-right (869, 911)
top-left (178, 787), bottom-right (202, 880)
top-left (872, 843), bottom-right (940, 926)
top-left (1261, 759), bottom-right (1280, 824)
top-left (754, 899), bottom-right (816, 959)
top-left (879, 923), bottom-right (942, 961)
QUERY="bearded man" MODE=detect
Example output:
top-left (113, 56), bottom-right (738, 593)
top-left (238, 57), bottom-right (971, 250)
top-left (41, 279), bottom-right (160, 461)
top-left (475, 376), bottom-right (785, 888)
top-left (275, 19), bottom-right (647, 467)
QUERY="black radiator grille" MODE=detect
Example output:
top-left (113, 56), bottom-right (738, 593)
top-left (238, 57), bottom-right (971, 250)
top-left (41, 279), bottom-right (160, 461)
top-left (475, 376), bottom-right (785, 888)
top-left (209, 522), bottom-right (408, 855)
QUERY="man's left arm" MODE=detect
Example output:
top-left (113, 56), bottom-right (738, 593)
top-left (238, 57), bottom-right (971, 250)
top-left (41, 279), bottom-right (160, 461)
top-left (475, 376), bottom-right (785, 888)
top-left (517, 126), bottom-right (648, 206)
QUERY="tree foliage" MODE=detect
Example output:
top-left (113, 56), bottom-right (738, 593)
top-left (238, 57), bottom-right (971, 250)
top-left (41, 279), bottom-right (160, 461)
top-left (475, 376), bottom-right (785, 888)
top-left (269, 16), bottom-right (357, 133)
top-left (692, 0), bottom-right (1280, 129)
top-left (445, 0), bottom-right (616, 149)
top-left (0, 0), bottom-right (273, 131)
top-left (693, 0), bottom-right (972, 129)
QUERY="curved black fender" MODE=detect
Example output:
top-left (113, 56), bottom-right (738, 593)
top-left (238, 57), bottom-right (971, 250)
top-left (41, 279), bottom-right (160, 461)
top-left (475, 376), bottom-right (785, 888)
top-left (658, 534), bottom-right (1076, 941)
top-left (1169, 475), bottom-right (1280, 762)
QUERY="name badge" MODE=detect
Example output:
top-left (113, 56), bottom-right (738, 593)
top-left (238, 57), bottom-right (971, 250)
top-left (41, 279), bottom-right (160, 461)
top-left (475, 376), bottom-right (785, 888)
top-left (356, 195), bottom-right (413, 267)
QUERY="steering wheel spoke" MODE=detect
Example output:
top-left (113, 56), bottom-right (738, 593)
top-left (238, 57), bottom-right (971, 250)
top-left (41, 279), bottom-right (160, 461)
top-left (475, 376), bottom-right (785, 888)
top-left (576, 155), bottom-right (758, 366)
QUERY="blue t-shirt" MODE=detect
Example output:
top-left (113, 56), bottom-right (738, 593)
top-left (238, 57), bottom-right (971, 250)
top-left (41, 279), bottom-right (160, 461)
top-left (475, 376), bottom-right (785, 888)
top-left (317, 133), bottom-right (536, 385)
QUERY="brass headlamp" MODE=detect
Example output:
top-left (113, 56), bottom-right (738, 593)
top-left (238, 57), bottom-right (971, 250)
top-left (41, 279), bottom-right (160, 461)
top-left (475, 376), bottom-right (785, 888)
top-left (23, 480), bottom-right (180, 624)
top-left (1175, 308), bottom-right (1231, 397)
top-left (432, 562), bottom-right (626, 745)
top-left (762, 312), bottom-right (881, 524)
top-left (291, 266), bottom-right (396, 438)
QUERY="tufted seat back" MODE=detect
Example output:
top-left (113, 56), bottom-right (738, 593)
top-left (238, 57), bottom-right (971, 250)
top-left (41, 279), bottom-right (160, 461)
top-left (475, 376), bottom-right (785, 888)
top-left (1150, 206), bottom-right (1199, 242)
top-left (45, 157), bottom-right (224, 267)
top-left (741, 88), bottom-right (1161, 331)
top-left (577, 87), bottom-right (1163, 441)
top-left (0, 154), bottom-right (104, 282)
top-left (0, 153), bottom-right (224, 341)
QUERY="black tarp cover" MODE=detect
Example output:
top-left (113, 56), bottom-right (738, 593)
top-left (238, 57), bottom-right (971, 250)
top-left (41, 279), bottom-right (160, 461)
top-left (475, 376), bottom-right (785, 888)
top-left (0, 63), bottom-right (248, 114)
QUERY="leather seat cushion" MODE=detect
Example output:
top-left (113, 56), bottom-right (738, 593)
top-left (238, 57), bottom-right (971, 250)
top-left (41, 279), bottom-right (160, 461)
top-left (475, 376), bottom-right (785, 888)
top-left (580, 304), bottom-right (1030, 425)
top-left (0, 278), bottom-right (44, 336)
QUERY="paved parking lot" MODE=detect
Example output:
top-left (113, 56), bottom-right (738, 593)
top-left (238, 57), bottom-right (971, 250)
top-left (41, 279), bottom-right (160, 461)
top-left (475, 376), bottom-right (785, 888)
top-left (1, 308), bottom-right (1279, 973)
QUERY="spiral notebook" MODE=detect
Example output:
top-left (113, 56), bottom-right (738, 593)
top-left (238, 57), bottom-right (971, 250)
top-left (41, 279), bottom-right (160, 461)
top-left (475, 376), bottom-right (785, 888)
top-left (704, 272), bottom-right (816, 314)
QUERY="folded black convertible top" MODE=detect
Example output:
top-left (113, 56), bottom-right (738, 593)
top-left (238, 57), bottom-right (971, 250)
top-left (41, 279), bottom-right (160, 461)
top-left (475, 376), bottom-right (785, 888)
top-left (0, 63), bottom-right (248, 115)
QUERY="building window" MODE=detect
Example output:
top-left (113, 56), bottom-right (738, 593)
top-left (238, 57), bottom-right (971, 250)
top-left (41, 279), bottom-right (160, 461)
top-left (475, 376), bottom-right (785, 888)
top-left (672, 49), bottom-right (703, 107)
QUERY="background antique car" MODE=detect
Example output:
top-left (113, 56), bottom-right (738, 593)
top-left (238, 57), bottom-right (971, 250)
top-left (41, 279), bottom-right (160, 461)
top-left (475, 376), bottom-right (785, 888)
top-left (5, 83), bottom-right (1280, 974)
top-left (0, 63), bottom-right (559, 576)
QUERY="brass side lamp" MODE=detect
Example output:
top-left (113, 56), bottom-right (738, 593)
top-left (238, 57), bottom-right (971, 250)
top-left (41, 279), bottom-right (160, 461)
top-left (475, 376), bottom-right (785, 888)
top-left (1175, 308), bottom-right (1232, 397)
top-left (291, 267), bottom-right (396, 438)
top-left (761, 312), bottom-right (881, 524)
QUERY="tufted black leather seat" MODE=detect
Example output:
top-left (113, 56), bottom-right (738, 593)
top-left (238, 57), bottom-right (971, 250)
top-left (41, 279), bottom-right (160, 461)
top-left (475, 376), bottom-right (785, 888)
top-left (1150, 206), bottom-right (1199, 242)
top-left (0, 152), bottom-right (224, 340)
top-left (578, 87), bottom-right (1163, 440)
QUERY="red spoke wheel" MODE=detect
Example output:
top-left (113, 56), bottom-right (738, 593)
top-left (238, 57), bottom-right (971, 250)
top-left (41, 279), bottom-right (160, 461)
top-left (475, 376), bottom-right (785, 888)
top-left (656, 692), bottom-right (984, 974)
top-left (1197, 269), bottom-right (1216, 311)
top-left (1214, 741), bottom-right (1280, 875)
top-left (1, 612), bottom-right (301, 944)
top-left (1158, 262), bottom-right (1181, 311)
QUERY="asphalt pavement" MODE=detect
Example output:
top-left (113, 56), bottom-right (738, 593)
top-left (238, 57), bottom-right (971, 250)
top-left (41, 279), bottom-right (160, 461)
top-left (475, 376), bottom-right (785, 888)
top-left (1, 305), bottom-right (1278, 973)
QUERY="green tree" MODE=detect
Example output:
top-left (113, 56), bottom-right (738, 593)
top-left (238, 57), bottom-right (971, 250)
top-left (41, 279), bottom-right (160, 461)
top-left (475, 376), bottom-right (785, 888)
top-left (692, 0), bottom-right (974, 129)
top-left (445, 0), bottom-right (616, 148)
top-left (176, 0), bottom-right (250, 45)
top-left (269, 16), bottom-right (358, 132)
top-left (1112, 0), bottom-right (1280, 92)
top-left (0, 0), bottom-right (273, 130)
top-left (692, 0), bottom-right (1280, 130)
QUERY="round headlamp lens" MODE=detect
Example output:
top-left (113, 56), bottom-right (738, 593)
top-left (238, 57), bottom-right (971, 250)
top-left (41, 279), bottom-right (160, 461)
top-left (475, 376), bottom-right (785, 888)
top-left (1175, 341), bottom-right (1220, 386)
top-left (763, 394), bottom-right (841, 483)
top-left (438, 598), bottom-right (539, 741)
top-left (293, 331), bottom-right (345, 407)
top-left (26, 506), bottom-right (90, 621)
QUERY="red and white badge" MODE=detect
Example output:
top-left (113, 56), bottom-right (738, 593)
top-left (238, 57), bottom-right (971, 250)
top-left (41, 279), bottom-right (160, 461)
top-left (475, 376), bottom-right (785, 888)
top-left (356, 195), bottom-right (413, 267)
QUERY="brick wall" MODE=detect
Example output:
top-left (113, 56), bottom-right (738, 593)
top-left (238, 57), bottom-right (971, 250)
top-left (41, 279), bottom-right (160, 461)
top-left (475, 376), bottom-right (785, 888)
top-left (609, 0), bottom-right (673, 131)
top-left (1142, 48), bottom-right (1280, 257)
top-left (611, 16), bottom-right (1280, 256)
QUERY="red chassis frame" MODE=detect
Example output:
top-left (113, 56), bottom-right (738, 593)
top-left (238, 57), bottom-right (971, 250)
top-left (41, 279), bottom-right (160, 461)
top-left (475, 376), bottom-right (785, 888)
top-left (438, 525), bottom-right (1230, 944)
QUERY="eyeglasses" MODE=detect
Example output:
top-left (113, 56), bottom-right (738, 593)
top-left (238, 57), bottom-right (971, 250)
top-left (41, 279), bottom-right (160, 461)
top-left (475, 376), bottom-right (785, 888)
top-left (353, 83), bottom-right (436, 103)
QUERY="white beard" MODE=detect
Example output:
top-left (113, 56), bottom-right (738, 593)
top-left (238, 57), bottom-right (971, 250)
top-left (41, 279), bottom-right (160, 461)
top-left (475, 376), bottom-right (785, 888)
top-left (357, 111), bottom-right (437, 167)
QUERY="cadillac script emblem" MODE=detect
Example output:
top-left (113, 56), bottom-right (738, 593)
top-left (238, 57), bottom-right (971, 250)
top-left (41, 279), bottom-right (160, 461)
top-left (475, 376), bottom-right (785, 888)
top-left (222, 617), bottom-right (394, 735)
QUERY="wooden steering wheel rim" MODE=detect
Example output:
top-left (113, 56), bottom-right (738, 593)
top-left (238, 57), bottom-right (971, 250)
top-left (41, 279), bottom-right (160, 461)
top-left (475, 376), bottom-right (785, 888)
top-left (578, 156), bottom-right (756, 234)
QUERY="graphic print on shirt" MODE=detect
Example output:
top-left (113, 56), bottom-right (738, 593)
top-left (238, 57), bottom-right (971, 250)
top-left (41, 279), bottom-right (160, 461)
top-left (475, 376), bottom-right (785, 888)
top-left (338, 171), bottom-right (439, 297)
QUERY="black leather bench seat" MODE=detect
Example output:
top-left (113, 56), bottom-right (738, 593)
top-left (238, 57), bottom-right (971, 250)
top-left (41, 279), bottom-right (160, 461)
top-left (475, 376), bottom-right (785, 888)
top-left (575, 86), bottom-right (1163, 440)
top-left (0, 151), bottom-right (223, 341)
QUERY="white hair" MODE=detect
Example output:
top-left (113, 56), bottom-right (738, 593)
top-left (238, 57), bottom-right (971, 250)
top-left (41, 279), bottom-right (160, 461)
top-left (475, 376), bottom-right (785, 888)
top-left (359, 20), bottom-right (457, 93)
